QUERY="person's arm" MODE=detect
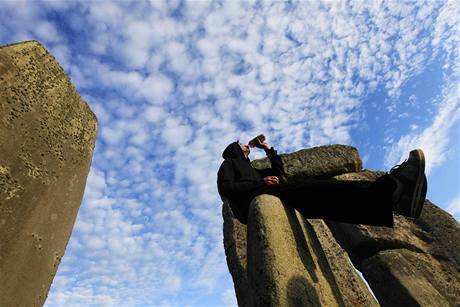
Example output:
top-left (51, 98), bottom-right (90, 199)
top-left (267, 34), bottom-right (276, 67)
top-left (217, 160), bottom-right (264, 198)
top-left (258, 142), bottom-right (286, 180)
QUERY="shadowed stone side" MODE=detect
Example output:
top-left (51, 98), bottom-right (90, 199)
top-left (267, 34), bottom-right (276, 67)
top-left (328, 171), bottom-right (460, 306)
top-left (0, 41), bottom-right (97, 306)
top-left (224, 149), bottom-right (459, 306)
top-left (362, 249), bottom-right (450, 307)
top-left (308, 219), bottom-right (379, 307)
top-left (223, 145), bottom-right (370, 306)
top-left (223, 201), bottom-right (252, 307)
top-left (247, 194), bottom-right (345, 307)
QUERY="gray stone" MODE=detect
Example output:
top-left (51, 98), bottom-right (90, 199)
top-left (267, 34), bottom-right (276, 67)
top-left (0, 41), bottom-right (97, 307)
top-left (223, 148), bottom-right (460, 306)
top-left (223, 146), bottom-right (376, 306)
top-left (223, 201), bottom-right (252, 307)
top-left (362, 249), bottom-right (451, 307)
top-left (252, 145), bottom-right (362, 183)
top-left (246, 194), bottom-right (379, 306)
top-left (308, 219), bottom-right (379, 307)
top-left (247, 195), bottom-right (345, 307)
top-left (328, 171), bottom-right (460, 306)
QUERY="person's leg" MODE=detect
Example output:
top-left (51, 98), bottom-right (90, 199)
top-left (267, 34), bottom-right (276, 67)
top-left (251, 175), bottom-right (396, 227)
top-left (251, 149), bottom-right (427, 226)
top-left (388, 149), bottom-right (427, 219)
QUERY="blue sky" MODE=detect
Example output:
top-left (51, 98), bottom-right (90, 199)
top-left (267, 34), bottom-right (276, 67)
top-left (1, 1), bottom-right (459, 306)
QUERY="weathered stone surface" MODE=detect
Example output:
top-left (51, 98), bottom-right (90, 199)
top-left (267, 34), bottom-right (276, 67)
top-left (308, 219), bottom-right (379, 307)
top-left (0, 41), bottom-right (97, 306)
top-left (223, 148), bottom-right (460, 306)
top-left (223, 145), bottom-right (369, 306)
top-left (247, 194), bottom-right (344, 307)
top-left (328, 171), bottom-right (460, 306)
top-left (362, 249), bottom-right (451, 307)
top-left (252, 145), bottom-right (362, 182)
top-left (246, 194), bottom-right (379, 306)
top-left (223, 201), bottom-right (252, 307)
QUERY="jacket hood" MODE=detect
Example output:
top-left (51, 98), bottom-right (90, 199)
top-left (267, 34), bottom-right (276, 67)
top-left (222, 142), bottom-right (247, 160)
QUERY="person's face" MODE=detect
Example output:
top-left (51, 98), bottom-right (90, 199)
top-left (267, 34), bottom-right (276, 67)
top-left (238, 142), bottom-right (250, 158)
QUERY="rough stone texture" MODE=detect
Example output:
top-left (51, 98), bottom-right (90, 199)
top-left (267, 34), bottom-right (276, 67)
top-left (224, 196), bottom-right (378, 307)
top-left (308, 219), bottom-right (379, 307)
top-left (0, 41), bottom-right (97, 307)
top-left (247, 194), bottom-right (345, 307)
top-left (252, 144), bottom-right (362, 183)
top-left (362, 249), bottom-right (450, 307)
top-left (329, 171), bottom-right (460, 306)
top-left (223, 201), bottom-right (253, 307)
top-left (223, 147), bottom-right (459, 306)
top-left (223, 145), bottom-right (368, 306)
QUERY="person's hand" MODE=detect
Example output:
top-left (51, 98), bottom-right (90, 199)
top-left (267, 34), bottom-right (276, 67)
top-left (263, 176), bottom-right (279, 185)
top-left (261, 141), bottom-right (271, 150)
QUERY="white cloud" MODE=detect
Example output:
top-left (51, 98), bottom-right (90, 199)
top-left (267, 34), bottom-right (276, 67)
top-left (385, 82), bottom-right (460, 174)
top-left (34, 21), bottom-right (60, 43)
top-left (161, 117), bottom-right (193, 148)
top-left (101, 126), bottom-right (125, 145)
top-left (164, 275), bottom-right (181, 294)
top-left (85, 236), bottom-right (106, 250)
top-left (50, 44), bottom-right (71, 70)
top-left (222, 288), bottom-right (237, 307)
top-left (2, 1), bottom-right (457, 306)
top-left (84, 168), bottom-right (106, 200)
top-left (142, 74), bottom-right (174, 103)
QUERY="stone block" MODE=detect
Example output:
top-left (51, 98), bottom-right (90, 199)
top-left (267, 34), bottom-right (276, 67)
top-left (0, 41), bottom-right (97, 306)
top-left (308, 219), bottom-right (379, 307)
top-left (328, 171), bottom-right (460, 306)
top-left (223, 146), bottom-right (374, 306)
top-left (223, 201), bottom-right (252, 307)
top-left (252, 145), bottom-right (362, 183)
top-left (362, 249), bottom-right (451, 307)
top-left (247, 194), bottom-right (376, 307)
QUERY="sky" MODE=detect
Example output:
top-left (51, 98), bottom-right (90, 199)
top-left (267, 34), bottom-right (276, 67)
top-left (0, 0), bottom-right (459, 306)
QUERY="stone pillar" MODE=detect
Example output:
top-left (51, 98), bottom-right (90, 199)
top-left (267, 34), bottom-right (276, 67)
top-left (328, 171), bottom-right (460, 306)
top-left (223, 202), bottom-right (253, 307)
top-left (222, 146), bottom-right (377, 306)
top-left (0, 41), bottom-right (97, 306)
top-left (247, 194), bottom-right (378, 307)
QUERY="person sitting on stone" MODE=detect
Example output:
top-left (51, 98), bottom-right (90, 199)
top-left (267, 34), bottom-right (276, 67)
top-left (217, 136), bottom-right (427, 227)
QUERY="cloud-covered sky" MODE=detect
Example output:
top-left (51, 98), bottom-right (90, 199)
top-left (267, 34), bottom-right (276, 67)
top-left (1, 0), bottom-right (459, 306)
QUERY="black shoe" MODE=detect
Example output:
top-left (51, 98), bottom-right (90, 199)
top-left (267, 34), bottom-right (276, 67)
top-left (389, 149), bottom-right (427, 219)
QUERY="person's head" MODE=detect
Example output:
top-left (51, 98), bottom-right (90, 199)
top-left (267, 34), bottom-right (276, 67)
top-left (238, 141), bottom-right (250, 158)
top-left (222, 140), bottom-right (250, 160)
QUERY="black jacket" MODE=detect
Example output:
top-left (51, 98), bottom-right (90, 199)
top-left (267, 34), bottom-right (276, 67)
top-left (217, 142), bottom-right (285, 221)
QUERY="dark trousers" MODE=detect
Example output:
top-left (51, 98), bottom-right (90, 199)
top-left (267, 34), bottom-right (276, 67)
top-left (250, 174), bottom-right (395, 227)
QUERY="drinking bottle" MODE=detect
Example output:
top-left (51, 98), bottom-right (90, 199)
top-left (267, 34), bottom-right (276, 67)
top-left (248, 134), bottom-right (266, 148)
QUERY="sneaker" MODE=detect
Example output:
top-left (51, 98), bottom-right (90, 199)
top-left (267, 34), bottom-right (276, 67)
top-left (414, 175), bottom-right (427, 218)
top-left (389, 149), bottom-right (427, 219)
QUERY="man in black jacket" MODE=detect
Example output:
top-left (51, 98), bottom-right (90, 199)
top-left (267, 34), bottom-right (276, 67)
top-left (217, 139), bottom-right (427, 227)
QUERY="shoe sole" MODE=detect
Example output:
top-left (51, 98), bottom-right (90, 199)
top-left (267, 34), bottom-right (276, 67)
top-left (414, 175), bottom-right (427, 219)
top-left (410, 149), bottom-right (425, 218)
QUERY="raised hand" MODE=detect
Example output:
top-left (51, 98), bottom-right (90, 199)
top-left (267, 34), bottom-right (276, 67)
top-left (263, 176), bottom-right (279, 185)
top-left (260, 141), bottom-right (271, 149)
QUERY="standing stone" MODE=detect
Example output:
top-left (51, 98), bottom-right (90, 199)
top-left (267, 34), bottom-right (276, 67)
top-left (0, 41), bottom-right (97, 306)
top-left (308, 219), bottom-right (379, 307)
top-left (328, 171), bottom-right (460, 306)
top-left (222, 145), bottom-right (374, 306)
top-left (362, 249), bottom-right (450, 307)
top-left (223, 201), bottom-right (253, 307)
top-left (247, 194), bottom-right (345, 307)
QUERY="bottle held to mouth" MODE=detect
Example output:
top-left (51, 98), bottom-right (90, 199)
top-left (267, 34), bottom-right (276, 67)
top-left (248, 134), bottom-right (266, 148)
